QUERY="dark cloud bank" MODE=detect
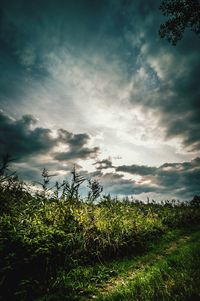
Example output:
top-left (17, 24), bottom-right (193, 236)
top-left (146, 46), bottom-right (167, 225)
top-left (0, 111), bottom-right (99, 161)
top-left (87, 158), bottom-right (199, 199)
top-left (0, 110), bottom-right (199, 199)
top-left (114, 158), bottom-right (200, 198)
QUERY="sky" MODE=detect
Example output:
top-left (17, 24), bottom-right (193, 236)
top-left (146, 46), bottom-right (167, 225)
top-left (0, 0), bottom-right (199, 200)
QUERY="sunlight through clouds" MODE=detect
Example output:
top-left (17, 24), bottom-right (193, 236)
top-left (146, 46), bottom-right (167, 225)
top-left (0, 0), bottom-right (199, 199)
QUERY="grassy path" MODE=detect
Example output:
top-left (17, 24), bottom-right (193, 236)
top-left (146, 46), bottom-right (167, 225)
top-left (96, 234), bottom-right (190, 296)
top-left (64, 227), bottom-right (200, 301)
top-left (45, 227), bottom-right (200, 301)
top-left (88, 228), bottom-right (200, 301)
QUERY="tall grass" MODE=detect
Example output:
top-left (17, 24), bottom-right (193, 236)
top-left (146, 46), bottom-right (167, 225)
top-left (0, 162), bottom-right (199, 300)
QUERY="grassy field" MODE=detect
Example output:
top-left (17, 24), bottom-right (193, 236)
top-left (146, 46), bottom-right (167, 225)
top-left (0, 169), bottom-right (200, 300)
top-left (94, 229), bottom-right (200, 301)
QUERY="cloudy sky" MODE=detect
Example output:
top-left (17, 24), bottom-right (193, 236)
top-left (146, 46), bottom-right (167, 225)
top-left (0, 0), bottom-right (199, 200)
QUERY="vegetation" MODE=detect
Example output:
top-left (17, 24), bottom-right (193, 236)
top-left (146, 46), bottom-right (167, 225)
top-left (159, 0), bottom-right (200, 45)
top-left (0, 158), bottom-right (200, 300)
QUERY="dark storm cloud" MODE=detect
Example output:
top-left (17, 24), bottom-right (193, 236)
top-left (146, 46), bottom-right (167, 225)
top-left (54, 147), bottom-right (99, 161)
top-left (0, 0), bottom-right (120, 73)
top-left (94, 158), bottom-right (114, 170)
top-left (0, 0), bottom-right (111, 109)
top-left (126, 1), bottom-right (200, 151)
top-left (115, 157), bottom-right (200, 198)
top-left (0, 0), bottom-right (159, 97)
top-left (116, 164), bottom-right (157, 176)
top-left (161, 65), bottom-right (200, 150)
top-left (98, 172), bottom-right (157, 196)
top-left (135, 51), bottom-right (200, 151)
top-left (54, 129), bottom-right (99, 161)
top-left (0, 111), bottom-right (55, 159)
top-left (0, 111), bottom-right (99, 161)
top-left (0, 0), bottom-right (108, 58)
top-left (156, 158), bottom-right (200, 194)
top-left (82, 157), bottom-right (200, 198)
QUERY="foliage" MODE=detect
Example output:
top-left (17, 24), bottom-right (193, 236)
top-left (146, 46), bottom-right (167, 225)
top-left (87, 179), bottom-right (103, 204)
top-left (60, 166), bottom-right (85, 201)
top-left (0, 160), bottom-right (200, 300)
top-left (159, 0), bottom-right (200, 45)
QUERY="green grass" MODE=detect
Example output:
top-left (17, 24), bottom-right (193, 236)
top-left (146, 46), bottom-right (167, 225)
top-left (32, 228), bottom-right (200, 301)
top-left (0, 173), bottom-right (200, 300)
top-left (96, 230), bottom-right (200, 301)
